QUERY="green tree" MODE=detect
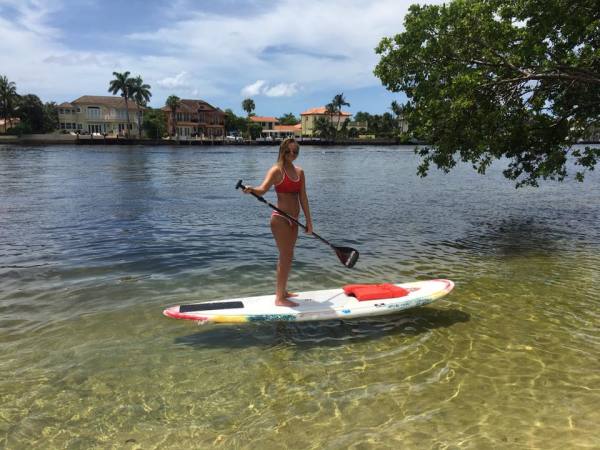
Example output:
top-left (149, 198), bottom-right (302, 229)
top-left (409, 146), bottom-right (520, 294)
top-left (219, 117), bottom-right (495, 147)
top-left (224, 108), bottom-right (248, 134)
top-left (165, 95), bottom-right (180, 137)
top-left (242, 98), bottom-right (256, 140)
top-left (353, 111), bottom-right (371, 124)
top-left (43, 102), bottom-right (58, 133)
top-left (314, 116), bottom-right (336, 140)
top-left (0, 75), bottom-right (19, 133)
top-left (242, 98), bottom-right (255, 116)
top-left (331, 93), bottom-right (350, 138)
top-left (277, 113), bottom-right (300, 125)
top-left (374, 0), bottom-right (600, 187)
top-left (142, 108), bottom-right (167, 139)
top-left (17, 94), bottom-right (46, 133)
top-left (389, 100), bottom-right (406, 137)
top-left (108, 71), bottom-right (134, 137)
top-left (131, 76), bottom-right (152, 139)
top-left (248, 123), bottom-right (263, 140)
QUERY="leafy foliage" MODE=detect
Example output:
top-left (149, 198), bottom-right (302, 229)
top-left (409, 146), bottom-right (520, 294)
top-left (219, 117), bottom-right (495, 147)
top-left (131, 76), bottom-right (152, 138)
top-left (224, 108), bottom-right (248, 134)
top-left (165, 95), bottom-right (181, 136)
top-left (248, 123), bottom-right (263, 140)
top-left (314, 117), bottom-right (336, 139)
top-left (329, 93), bottom-right (350, 139)
top-left (277, 113), bottom-right (300, 125)
top-left (142, 108), bottom-right (166, 139)
top-left (108, 71), bottom-right (134, 137)
top-left (353, 110), bottom-right (400, 137)
top-left (0, 75), bottom-right (19, 132)
top-left (242, 98), bottom-right (255, 116)
top-left (16, 94), bottom-right (57, 133)
top-left (374, 0), bottom-right (600, 187)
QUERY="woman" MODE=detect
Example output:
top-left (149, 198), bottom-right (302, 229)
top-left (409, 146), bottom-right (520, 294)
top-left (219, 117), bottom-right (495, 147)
top-left (243, 138), bottom-right (313, 307)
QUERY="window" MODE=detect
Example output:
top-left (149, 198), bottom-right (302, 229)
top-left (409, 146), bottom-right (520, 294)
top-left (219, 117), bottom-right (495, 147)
top-left (87, 107), bottom-right (101, 119)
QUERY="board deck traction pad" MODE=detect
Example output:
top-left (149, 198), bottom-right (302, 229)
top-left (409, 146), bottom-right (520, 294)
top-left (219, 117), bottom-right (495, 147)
top-left (164, 280), bottom-right (455, 324)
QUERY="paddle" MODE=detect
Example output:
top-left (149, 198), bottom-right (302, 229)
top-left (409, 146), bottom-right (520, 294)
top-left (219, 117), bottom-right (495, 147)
top-left (236, 179), bottom-right (359, 268)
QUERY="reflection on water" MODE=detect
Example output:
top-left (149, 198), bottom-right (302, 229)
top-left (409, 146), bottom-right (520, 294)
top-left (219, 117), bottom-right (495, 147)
top-left (1, 144), bottom-right (599, 448)
top-left (175, 308), bottom-right (471, 350)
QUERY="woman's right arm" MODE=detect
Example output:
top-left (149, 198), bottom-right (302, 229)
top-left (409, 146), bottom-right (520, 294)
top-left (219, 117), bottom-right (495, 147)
top-left (244, 166), bottom-right (279, 196)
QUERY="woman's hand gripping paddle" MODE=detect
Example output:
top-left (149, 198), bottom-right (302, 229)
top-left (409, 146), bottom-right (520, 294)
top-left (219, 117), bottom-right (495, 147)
top-left (236, 180), bottom-right (359, 268)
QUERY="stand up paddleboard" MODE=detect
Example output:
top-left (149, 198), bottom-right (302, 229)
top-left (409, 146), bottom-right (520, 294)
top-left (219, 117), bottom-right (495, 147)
top-left (163, 279), bottom-right (454, 324)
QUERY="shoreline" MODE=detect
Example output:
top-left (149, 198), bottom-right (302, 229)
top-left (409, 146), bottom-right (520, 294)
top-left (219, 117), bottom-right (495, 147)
top-left (2, 135), bottom-right (598, 147)
top-left (0, 135), bottom-right (420, 146)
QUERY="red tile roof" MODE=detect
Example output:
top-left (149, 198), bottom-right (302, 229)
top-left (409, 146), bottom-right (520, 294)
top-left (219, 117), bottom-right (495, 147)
top-left (250, 116), bottom-right (279, 123)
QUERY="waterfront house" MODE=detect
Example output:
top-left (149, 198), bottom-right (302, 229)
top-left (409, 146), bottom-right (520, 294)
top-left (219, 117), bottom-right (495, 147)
top-left (161, 99), bottom-right (225, 138)
top-left (249, 116), bottom-right (302, 139)
top-left (0, 117), bottom-right (21, 132)
top-left (249, 116), bottom-right (279, 131)
top-left (261, 124), bottom-right (302, 140)
top-left (300, 107), bottom-right (352, 137)
top-left (57, 96), bottom-right (144, 135)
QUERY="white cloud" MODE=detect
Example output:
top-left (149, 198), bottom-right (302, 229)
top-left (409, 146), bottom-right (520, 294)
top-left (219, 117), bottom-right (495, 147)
top-left (0, 0), bottom-right (443, 109)
top-left (241, 80), bottom-right (299, 97)
top-left (156, 71), bottom-right (191, 89)
top-left (264, 82), bottom-right (299, 97)
top-left (43, 52), bottom-right (118, 68)
top-left (241, 80), bottom-right (267, 97)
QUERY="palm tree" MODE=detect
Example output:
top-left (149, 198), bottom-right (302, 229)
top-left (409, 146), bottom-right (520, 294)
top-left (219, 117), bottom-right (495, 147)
top-left (131, 76), bottom-right (152, 139)
top-left (242, 98), bottom-right (255, 116)
top-left (0, 75), bottom-right (18, 133)
top-left (108, 71), bottom-right (134, 137)
top-left (165, 95), bottom-right (181, 137)
top-left (331, 93), bottom-right (350, 138)
top-left (241, 98), bottom-right (255, 140)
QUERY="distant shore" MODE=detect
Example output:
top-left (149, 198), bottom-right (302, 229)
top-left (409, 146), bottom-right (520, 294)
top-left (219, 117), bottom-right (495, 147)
top-left (0, 134), bottom-right (421, 146)
top-left (2, 134), bottom-right (597, 147)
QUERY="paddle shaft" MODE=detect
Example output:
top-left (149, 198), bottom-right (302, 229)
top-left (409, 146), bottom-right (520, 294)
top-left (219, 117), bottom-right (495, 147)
top-left (236, 180), bottom-right (335, 248)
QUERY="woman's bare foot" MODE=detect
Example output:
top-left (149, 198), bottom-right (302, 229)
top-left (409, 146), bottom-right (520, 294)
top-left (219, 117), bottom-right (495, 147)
top-left (275, 296), bottom-right (299, 307)
top-left (286, 291), bottom-right (298, 298)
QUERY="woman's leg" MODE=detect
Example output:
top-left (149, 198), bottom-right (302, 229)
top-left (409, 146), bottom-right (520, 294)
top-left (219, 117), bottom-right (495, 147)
top-left (271, 215), bottom-right (299, 306)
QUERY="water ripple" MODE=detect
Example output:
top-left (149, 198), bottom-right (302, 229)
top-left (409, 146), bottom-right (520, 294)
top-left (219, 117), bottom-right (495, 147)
top-left (1, 144), bottom-right (599, 448)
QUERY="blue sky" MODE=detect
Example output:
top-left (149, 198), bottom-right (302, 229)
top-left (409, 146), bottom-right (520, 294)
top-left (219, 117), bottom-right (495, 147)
top-left (0, 0), bottom-right (437, 117)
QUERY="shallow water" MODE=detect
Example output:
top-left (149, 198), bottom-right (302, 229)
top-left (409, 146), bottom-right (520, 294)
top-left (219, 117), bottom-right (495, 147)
top-left (1, 144), bottom-right (599, 449)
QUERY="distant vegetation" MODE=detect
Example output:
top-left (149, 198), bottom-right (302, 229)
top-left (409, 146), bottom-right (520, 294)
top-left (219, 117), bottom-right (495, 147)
top-left (165, 95), bottom-right (181, 137)
top-left (277, 113), bottom-right (300, 125)
top-left (0, 75), bottom-right (58, 135)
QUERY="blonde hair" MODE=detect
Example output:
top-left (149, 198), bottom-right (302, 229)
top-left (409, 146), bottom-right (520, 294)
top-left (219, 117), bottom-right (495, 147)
top-left (276, 138), bottom-right (299, 168)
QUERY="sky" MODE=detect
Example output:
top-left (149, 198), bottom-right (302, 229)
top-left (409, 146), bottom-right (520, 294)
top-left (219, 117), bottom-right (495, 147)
top-left (0, 0), bottom-right (439, 117)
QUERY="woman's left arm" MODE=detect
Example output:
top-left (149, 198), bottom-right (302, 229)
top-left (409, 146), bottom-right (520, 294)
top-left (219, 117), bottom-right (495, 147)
top-left (299, 169), bottom-right (313, 234)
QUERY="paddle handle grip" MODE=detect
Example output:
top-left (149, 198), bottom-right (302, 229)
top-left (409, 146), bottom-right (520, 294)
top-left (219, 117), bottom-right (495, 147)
top-left (236, 179), bottom-right (333, 247)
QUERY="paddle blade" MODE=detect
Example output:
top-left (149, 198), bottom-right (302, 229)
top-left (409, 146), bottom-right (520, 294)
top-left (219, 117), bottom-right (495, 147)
top-left (335, 247), bottom-right (359, 268)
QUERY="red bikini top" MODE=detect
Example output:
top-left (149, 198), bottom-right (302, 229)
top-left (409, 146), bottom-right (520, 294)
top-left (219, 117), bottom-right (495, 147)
top-left (274, 167), bottom-right (302, 194)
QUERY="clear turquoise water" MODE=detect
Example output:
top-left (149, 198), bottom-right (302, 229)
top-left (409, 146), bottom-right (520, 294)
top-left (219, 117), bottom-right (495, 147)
top-left (1, 144), bottom-right (599, 449)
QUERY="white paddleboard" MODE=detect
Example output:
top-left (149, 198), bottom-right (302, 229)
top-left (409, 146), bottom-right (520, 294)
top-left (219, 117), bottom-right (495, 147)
top-left (163, 279), bottom-right (454, 324)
